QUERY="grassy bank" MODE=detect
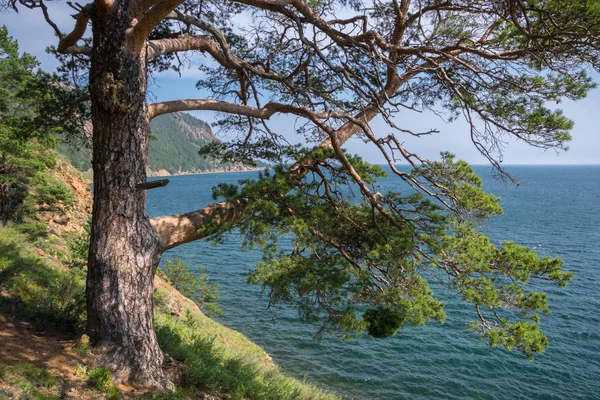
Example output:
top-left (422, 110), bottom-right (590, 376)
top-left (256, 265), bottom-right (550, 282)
top-left (0, 220), bottom-right (339, 399)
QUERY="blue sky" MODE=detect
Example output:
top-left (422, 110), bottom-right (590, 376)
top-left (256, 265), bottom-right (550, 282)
top-left (2, 6), bottom-right (599, 165)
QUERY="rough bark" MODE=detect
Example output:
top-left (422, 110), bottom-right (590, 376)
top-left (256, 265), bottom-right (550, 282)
top-left (86, 9), bottom-right (165, 387)
top-left (1, 181), bottom-right (10, 226)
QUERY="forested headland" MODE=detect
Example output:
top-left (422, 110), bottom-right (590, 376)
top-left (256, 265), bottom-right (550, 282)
top-left (58, 111), bottom-right (263, 178)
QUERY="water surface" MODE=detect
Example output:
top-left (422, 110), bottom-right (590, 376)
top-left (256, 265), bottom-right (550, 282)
top-left (147, 166), bottom-right (600, 399)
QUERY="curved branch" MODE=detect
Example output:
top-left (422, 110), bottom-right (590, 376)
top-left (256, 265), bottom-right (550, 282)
top-left (37, 0), bottom-right (62, 37)
top-left (67, 93), bottom-right (91, 119)
top-left (22, 0), bottom-right (92, 55)
top-left (57, 7), bottom-right (91, 53)
top-left (147, 99), bottom-right (348, 121)
top-left (165, 11), bottom-right (287, 81)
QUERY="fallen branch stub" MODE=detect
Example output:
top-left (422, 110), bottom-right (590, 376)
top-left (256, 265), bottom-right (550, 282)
top-left (136, 179), bottom-right (170, 191)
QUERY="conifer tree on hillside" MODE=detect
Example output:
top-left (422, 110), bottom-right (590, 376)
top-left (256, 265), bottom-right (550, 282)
top-left (3, 0), bottom-right (600, 388)
top-left (0, 27), bottom-right (71, 226)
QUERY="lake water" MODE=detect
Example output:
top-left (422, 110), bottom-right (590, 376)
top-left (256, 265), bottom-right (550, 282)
top-left (147, 166), bottom-right (600, 399)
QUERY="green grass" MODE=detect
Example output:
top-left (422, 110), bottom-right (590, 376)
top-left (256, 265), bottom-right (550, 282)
top-left (87, 367), bottom-right (113, 391)
top-left (0, 226), bottom-right (86, 335)
top-left (0, 363), bottom-right (61, 400)
top-left (155, 308), bottom-right (340, 400)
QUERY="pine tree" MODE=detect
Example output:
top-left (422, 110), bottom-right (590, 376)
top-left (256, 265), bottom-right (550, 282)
top-left (0, 26), bottom-right (71, 227)
top-left (2, 0), bottom-right (599, 387)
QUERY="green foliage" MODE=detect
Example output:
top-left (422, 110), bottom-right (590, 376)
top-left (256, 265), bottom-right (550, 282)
top-left (16, 221), bottom-right (49, 240)
top-left (87, 367), bottom-right (113, 391)
top-left (86, 367), bottom-right (122, 398)
top-left (363, 307), bottom-right (406, 339)
top-left (207, 150), bottom-right (572, 357)
top-left (0, 26), bottom-right (72, 226)
top-left (149, 113), bottom-right (222, 174)
top-left (68, 217), bottom-right (90, 270)
top-left (30, 172), bottom-right (73, 205)
top-left (0, 363), bottom-right (60, 400)
top-left (162, 257), bottom-right (223, 316)
top-left (106, 385), bottom-right (122, 400)
top-left (0, 227), bottom-right (86, 334)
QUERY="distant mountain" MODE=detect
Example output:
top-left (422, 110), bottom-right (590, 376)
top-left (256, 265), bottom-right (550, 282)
top-left (57, 112), bottom-right (260, 176)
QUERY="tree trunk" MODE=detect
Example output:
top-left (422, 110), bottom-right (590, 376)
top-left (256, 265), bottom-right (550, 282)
top-left (1, 181), bottom-right (10, 226)
top-left (86, 11), bottom-right (165, 387)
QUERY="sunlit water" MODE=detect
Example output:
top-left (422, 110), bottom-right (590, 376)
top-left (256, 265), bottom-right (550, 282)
top-left (147, 166), bottom-right (600, 399)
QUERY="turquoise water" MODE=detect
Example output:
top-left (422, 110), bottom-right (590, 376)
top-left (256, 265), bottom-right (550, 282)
top-left (147, 166), bottom-right (600, 399)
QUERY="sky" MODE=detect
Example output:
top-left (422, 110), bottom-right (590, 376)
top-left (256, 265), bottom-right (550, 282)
top-left (1, 5), bottom-right (599, 166)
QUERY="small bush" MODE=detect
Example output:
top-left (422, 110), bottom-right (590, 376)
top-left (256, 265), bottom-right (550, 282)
top-left (74, 364), bottom-right (87, 381)
top-left (87, 367), bottom-right (112, 391)
top-left (161, 257), bottom-right (223, 316)
top-left (67, 217), bottom-right (90, 270)
top-left (31, 172), bottom-right (73, 206)
top-left (16, 221), bottom-right (49, 240)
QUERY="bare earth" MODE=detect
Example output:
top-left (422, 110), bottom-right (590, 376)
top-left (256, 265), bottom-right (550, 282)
top-left (0, 314), bottom-right (86, 380)
top-left (0, 313), bottom-right (110, 399)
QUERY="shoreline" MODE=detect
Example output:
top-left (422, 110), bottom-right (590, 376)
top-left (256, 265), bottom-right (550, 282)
top-left (147, 166), bottom-right (265, 178)
top-left (79, 167), bottom-right (266, 184)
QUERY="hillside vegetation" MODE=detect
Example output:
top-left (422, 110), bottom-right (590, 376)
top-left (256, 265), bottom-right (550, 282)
top-left (57, 112), bottom-right (260, 177)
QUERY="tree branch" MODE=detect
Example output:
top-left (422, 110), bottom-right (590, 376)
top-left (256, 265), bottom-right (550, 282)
top-left (61, 45), bottom-right (92, 56)
top-left (136, 179), bottom-right (169, 191)
top-left (57, 5), bottom-right (91, 53)
top-left (129, 0), bottom-right (185, 50)
top-left (165, 11), bottom-right (289, 82)
top-left (148, 98), bottom-right (352, 121)
top-left (147, 36), bottom-right (231, 67)
top-left (151, 199), bottom-right (250, 250)
top-left (20, 0), bottom-right (92, 55)
top-left (67, 93), bottom-right (91, 119)
top-left (148, 1), bottom-right (584, 251)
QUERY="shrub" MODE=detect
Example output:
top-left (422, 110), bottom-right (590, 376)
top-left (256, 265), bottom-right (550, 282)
top-left (162, 257), bottom-right (223, 316)
top-left (87, 367), bottom-right (112, 391)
